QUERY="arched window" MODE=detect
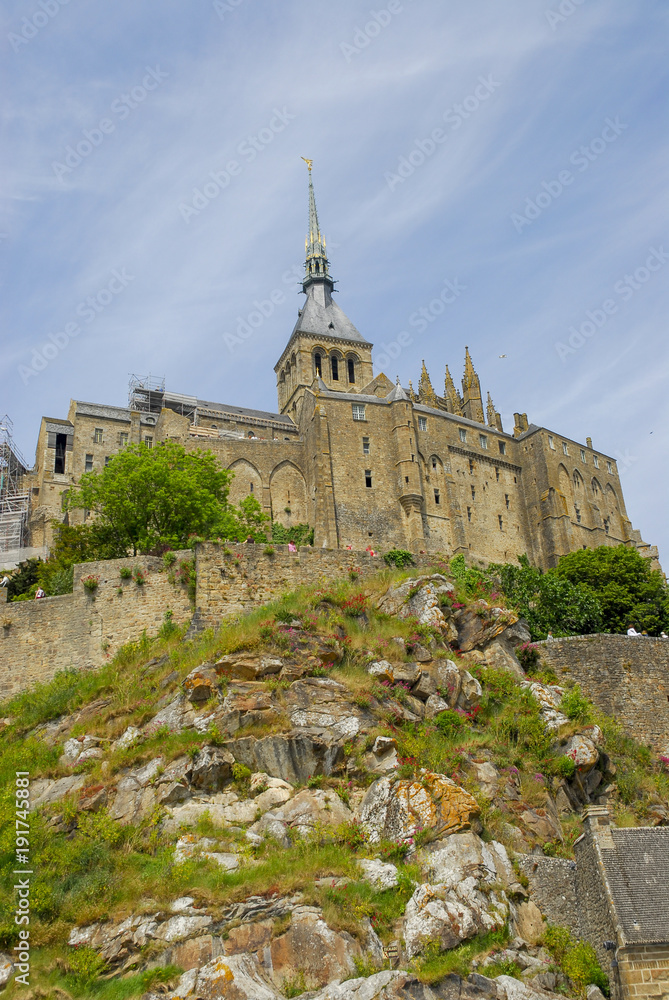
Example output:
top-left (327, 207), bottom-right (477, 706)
top-left (331, 355), bottom-right (339, 381)
top-left (347, 358), bottom-right (355, 383)
top-left (314, 353), bottom-right (322, 377)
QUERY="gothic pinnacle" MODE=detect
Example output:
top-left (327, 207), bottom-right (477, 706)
top-left (418, 360), bottom-right (438, 407)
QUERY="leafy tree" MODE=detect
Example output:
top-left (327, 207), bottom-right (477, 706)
top-left (554, 545), bottom-right (669, 635)
top-left (489, 555), bottom-right (603, 639)
top-left (64, 441), bottom-right (266, 555)
top-left (37, 522), bottom-right (124, 596)
top-left (7, 558), bottom-right (41, 601)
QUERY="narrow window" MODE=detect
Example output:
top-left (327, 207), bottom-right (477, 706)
top-left (431, 458), bottom-right (437, 470)
top-left (505, 494), bottom-right (510, 509)
top-left (575, 505), bottom-right (581, 523)
top-left (434, 489), bottom-right (440, 505)
top-left (84, 453), bottom-right (93, 473)
top-left (513, 476), bottom-right (517, 483)
top-left (607, 460), bottom-right (613, 474)
top-left (469, 459), bottom-right (474, 474)
top-left (314, 353), bottom-right (322, 377)
top-left (365, 469), bottom-right (372, 488)
top-left (467, 506), bottom-right (472, 522)
top-left (104, 456), bottom-right (112, 466)
top-left (331, 356), bottom-right (339, 381)
top-left (593, 455), bottom-right (599, 468)
top-left (120, 432), bottom-right (129, 447)
top-left (362, 436), bottom-right (370, 455)
top-left (498, 441), bottom-right (506, 455)
top-left (604, 517), bottom-right (610, 534)
top-left (249, 482), bottom-right (254, 492)
top-left (144, 436), bottom-right (153, 448)
top-left (471, 485), bottom-right (476, 500)
top-left (352, 404), bottom-right (366, 421)
top-left (347, 358), bottom-right (355, 383)
top-left (495, 467), bottom-right (500, 482)
top-left (418, 417), bottom-right (427, 431)
top-left (498, 515), bottom-right (503, 530)
top-left (580, 449), bottom-right (586, 463)
top-left (548, 435), bottom-right (555, 450)
top-left (459, 428), bottom-right (467, 443)
top-left (54, 433), bottom-right (66, 474)
top-left (562, 442), bottom-right (569, 456)
top-left (405, 476), bottom-right (409, 484)
top-left (94, 427), bottom-right (103, 444)
top-left (479, 434), bottom-right (488, 450)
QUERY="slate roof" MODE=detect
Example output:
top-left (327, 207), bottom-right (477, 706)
top-left (288, 288), bottom-right (370, 347)
top-left (602, 827), bottom-right (669, 943)
top-left (194, 398), bottom-right (296, 426)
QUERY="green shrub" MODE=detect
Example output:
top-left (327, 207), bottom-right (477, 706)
top-left (162, 550), bottom-right (177, 568)
top-left (271, 522), bottom-right (314, 546)
top-left (383, 549), bottom-right (415, 569)
top-left (546, 755), bottom-right (576, 779)
top-left (560, 684), bottom-right (593, 723)
top-left (81, 574), bottom-right (99, 592)
top-left (434, 709), bottom-right (466, 740)
top-left (515, 642), bottom-right (540, 671)
top-left (232, 762), bottom-right (252, 783)
top-left (544, 925), bottom-right (609, 997)
top-left (119, 565), bottom-right (133, 579)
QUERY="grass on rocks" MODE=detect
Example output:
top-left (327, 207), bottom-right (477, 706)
top-left (0, 559), bottom-right (667, 997)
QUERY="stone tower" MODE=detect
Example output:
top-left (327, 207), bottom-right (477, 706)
top-left (274, 163), bottom-right (374, 419)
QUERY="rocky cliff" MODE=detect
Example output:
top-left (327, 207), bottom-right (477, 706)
top-left (0, 565), bottom-right (666, 999)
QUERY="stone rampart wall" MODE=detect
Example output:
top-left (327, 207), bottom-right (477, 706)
top-left (194, 543), bottom-right (435, 625)
top-left (0, 546), bottom-right (437, 701)
top-left (517, 855), bottom-right (580, 936)
top-left (0, 552), bottom-right (192, 701)
top-left (536, 635), bottom-right (669, 753)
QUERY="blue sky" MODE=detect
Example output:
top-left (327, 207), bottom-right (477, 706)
top-left (2, 0), bottom-right (667, 564)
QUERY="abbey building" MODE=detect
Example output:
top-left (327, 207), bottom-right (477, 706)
top-left (19, 169), bottom-right (658, 570)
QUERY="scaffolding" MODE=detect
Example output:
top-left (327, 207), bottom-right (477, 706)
top-left (0, 416), bottom-right (30, 554)
top-left (128, 375), bottom-right (198, 420)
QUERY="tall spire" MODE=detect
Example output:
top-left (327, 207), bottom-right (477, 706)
top-left (418, 360), bottom-right (438, 407)
top-left (301, 158), bottom-right (333, 294)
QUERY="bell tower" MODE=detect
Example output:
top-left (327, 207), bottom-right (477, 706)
top-left (274, 161), bottom-right (374, 418)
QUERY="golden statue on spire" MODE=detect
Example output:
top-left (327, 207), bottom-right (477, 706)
top-left (301, 157), bottom-right (313, 172)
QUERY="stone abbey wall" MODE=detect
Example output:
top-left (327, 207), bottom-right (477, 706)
top-left (536, 635), bottom-right (669, 753)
